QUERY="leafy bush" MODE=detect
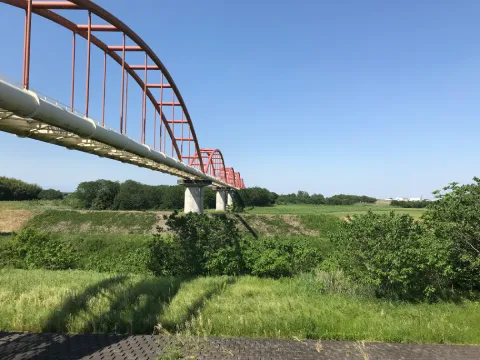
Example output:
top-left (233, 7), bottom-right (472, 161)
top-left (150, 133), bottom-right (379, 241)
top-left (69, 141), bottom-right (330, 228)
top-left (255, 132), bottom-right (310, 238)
top-left (390, 200), bottom-right (429, 208)
top-left (148, 212), bottom-right (245, 276)
top-left (423, 178), bottom-right (480, 291)
top-left (11, 228), bottom-right (77, 270)
top-left (38, 189), bottom-right (64, 200)
top-left (243, 236), bottom-right (322, 278)
top-left (329, 211), bottom-right (448, 300)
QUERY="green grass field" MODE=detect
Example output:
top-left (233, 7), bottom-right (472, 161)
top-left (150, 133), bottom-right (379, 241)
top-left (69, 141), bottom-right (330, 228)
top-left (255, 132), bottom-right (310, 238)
top-left (25, 209), bottom-right (157, 234)
top-left (246, 204), bottom-right (426, 218)
top-left (0, 269), bottom-right (478, 344)
top-left (0, 200), bottom-right (71, 210)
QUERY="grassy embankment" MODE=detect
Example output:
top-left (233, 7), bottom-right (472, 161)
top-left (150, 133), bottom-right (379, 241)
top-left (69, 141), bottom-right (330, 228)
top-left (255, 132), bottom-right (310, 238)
top-left (0, 269), bottom-right (478, 344)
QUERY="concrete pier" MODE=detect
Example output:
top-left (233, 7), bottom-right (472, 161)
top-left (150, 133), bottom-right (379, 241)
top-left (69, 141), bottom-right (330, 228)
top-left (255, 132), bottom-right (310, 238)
top-left (214, 187), bottom-right (228, 211)
top-left (178, 179), bottom-right (212, 214)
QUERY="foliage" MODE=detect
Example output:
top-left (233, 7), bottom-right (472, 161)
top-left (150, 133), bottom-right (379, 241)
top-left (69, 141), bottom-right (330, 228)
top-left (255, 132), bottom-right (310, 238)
top-left (237, 187), bottom-right (278, 207)
top-left (11, 228), bottom-right (77, 270)
top-left (277, 191), bottom-right (376, 205)
top-left (277, 191), bottom-right (325, 205)
top-left (390, 200), bottom-right (429, 208)
top-left (329, 211), bottom-right (449, 300)
top-left (75, 180), bottom-right (120, 210)
top-left (325, 194), bottom-right (376, 205)
top-left (242, 236), bottom-right (322, 278)
top-left (149, 212), bottom-right (245, 276)
top-left (423, 178), bottom-right (480, 291)
top-left (38, 189), bottom-right (64, 200)
top-left (0, 176), bottom-right (42, 201)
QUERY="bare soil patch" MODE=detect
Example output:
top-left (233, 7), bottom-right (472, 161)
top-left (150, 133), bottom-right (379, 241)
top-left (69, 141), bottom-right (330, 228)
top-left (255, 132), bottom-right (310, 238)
top-left (0, 210), bottom-right (41, 233)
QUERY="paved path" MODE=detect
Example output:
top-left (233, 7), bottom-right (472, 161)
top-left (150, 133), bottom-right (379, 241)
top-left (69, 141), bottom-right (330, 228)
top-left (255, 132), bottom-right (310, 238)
top-left (1, 332), bottom-right (479, 360)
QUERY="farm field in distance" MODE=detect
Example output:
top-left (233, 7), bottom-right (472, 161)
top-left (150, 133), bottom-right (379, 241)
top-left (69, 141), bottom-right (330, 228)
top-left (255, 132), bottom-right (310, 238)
top-left (245, 203), bottom-right (426, 218)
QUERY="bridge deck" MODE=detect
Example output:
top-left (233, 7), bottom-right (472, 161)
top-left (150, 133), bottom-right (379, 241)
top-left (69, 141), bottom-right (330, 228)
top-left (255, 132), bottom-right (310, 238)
top-left (1, 332), bottom-right (479, 360)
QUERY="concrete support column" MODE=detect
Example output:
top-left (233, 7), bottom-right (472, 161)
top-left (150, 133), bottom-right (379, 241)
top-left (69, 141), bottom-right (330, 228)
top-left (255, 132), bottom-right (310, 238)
top-left (214, 187), bottom-right (228, 211)
top-left (178, 179), bottom-right (212, 214)
top-left (227, 191), bottom-right (234, 207)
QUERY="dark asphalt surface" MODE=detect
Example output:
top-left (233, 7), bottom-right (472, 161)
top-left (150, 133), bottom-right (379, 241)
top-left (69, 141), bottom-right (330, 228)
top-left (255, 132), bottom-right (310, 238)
top-left (1, 332), bottom-right (479, 360)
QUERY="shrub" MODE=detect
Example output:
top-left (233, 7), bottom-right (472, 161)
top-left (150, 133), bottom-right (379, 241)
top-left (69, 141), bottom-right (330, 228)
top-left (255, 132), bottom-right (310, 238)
top-left (243, 236), bottom-right (322, 278)
top-left (148, 212), bottom-right (245, 276)
top-left (390, 200), bottom-right (429, 208)
top-left (38, 189), bottom-right (64, 200)
top-left (423, 178), bottom-right (480, 291)
top-left (12, 228), bottom-right (77, 270)
top-left (329, 211), bottom-right (448, 300)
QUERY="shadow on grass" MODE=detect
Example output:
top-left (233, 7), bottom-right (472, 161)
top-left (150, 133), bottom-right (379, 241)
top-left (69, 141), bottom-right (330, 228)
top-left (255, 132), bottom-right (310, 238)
top-left (79, 276), bottom-right (183, 334)
top-left (41, 275), bottom-right (129, 333)
top-left (162, 277), bottom-right (237, 333)
top-left (232, 214), bottom-right (258, 239)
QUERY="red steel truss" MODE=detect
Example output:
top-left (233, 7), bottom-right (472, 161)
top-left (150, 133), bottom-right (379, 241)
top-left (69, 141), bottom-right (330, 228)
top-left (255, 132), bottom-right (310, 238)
top-left (0, 0), bottom-right (245, 188)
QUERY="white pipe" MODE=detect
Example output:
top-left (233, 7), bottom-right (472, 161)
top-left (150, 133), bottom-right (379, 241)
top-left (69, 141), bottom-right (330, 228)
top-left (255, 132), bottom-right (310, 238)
top-left (0, 79), bottom-right (233, 188)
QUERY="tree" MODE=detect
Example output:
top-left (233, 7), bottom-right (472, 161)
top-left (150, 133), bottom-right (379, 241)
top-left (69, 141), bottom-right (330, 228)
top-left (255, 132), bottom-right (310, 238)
top-left (38, 189), bottom-right (64, 200)
top-left (0, 176), bottom-right (42, 201)
top-left (75, 180), bottom-right (119, 209)
top-left (423, 178), bottom-right (480, 291)
top-left (330, 211), bottom-right (448, 300)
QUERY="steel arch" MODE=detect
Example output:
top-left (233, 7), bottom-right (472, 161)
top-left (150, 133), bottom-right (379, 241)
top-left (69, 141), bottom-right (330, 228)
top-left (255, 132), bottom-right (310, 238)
top-left (1, 0), bottom-right (204, 171)
top-left (0, 0), bottom-right (246, 189)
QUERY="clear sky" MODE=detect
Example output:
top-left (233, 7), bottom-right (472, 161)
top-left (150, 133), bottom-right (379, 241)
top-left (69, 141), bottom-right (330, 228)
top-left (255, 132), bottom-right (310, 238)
top-left (0, 0), bottom-right (479, 199)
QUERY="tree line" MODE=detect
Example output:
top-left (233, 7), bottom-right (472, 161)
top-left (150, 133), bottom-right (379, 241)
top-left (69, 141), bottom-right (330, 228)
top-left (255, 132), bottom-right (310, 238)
top-left (390, 200), bottom-right (429, 208)
top-left (67, 179), bottom-right (223, 211)
top-left (277, 191), bottom-right (376, 205)
top-left (0, 176), bottom-right (64, 201)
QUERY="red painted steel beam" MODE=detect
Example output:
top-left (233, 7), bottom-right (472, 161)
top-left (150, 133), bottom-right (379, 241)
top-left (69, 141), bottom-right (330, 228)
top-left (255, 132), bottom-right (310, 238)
top-left (158, 102), bottom-right (181, 106)
top-left (130, 65), bottom-right (159, 70)
top-left (77, 24), bottom-right (118, 31)
top-left (108, 45), bottom-right (142, 51)
top-left (146, 83), bottom-right (171, 88)
top-left (32, 1), bottom-right (79, 9)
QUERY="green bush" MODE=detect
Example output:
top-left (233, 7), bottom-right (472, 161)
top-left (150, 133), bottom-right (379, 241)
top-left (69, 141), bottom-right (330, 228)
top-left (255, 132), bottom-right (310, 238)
top-left (12, 228), bottom-right (77, 270)
top-left (390, 200), bottom-right (429, 208)
top-left (329, 211), bottom-right (448, 300)
top-left (243, 236), bottom-right (322, 278)
top-left (38, 189), bottom-right (64, 200)
top-left (148, 212), bottom-right (245, 277)
top-left (423, 178), bottom-right (480, 291)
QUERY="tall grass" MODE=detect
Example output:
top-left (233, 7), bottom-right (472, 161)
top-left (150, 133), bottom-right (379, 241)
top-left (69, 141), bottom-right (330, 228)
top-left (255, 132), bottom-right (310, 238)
top-left (0, 269), bottom-right (478, 344)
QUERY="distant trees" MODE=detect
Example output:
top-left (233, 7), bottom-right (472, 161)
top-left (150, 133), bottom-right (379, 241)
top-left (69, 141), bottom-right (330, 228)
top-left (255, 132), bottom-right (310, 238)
top-left (0, 176), bottom-right (42, 201)
top-left (325, 194), bottom-right (376, 205)
top-left (277, 191), bottom-right (375, 205)
top-left (69, 179), bottom-right (186, 211)
top-left (237, 187), bottom-right (278, 207)
top-left (38, 189), bottom-right (64, 200)
top-left (390, 200), bottom-right (429, 208)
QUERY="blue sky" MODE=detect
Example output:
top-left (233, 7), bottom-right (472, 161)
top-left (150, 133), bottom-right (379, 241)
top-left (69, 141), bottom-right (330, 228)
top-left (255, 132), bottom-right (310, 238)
top-left (0, 0), bottom-right (479, 198)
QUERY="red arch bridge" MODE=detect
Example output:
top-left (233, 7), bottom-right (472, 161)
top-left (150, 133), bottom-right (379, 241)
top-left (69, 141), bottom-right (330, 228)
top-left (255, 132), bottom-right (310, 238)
top-left (0, 0), bottom-right (245, 213)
